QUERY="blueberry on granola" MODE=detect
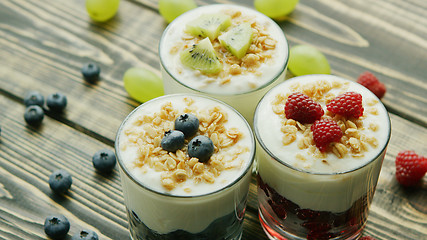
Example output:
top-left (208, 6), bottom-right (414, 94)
top-left (161, 130), bottom-right (185, 152)
top-left (174, 113), bottom-right (199, 138)
top-left (44, 214), bottom-right (70, 239)
top-left (188, 135), bottom-right (214, 163)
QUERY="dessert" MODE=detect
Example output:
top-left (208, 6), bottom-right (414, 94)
top-left (115, 94), bottom-right (255, 239)
top-left (253, 74), bottom-right (391, 239)
top-left (159, 4), bottom-right (289, 124)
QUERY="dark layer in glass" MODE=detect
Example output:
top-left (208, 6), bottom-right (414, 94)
top-left (126, 206), bottom-right (244, 240)
top-left (258, 175), bottom-right (371, 240)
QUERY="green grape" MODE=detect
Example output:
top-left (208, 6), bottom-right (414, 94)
top-left (86, 0), bottom-right (120, 22)
top-left (254, 0), bottom-right (299, 20)
top-left (123, 68), bottom-right (164, 103)
top-left (288, 45), bottom-right (331, 76)
top-left (159, 0), bottom-right (197, 23)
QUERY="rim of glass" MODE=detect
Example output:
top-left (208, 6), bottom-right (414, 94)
top-left (115, 93), bottom-right (256, 198)
top-left (253, 74), bottom-right (392, 175)
top-left (158, 4), bottom-right (290, 97)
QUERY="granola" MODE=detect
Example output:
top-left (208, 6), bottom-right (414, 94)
top-left (121, 97), bottom-right (249, 191)
top-left (271, 79), bottom-right (380, 160)
top-left (171, 9), bottom-right (277, 88)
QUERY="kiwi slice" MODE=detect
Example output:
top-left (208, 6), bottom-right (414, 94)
top-left (219, 23), bottom-right (253, 59)
top-left (186, 14), bottom-right (232, 41)
top-left (180, 37), bottom-right (222, 74)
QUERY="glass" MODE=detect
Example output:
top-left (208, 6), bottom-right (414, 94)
top-left (158, 4), bottom-right (289, 125)
top-left (253, 75), bottom-right (391, 239)
top-left (115, 93), bottom-right (255, 240)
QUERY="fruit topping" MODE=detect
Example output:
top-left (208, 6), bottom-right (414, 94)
top-left (49, 169), bottom-right (73, 194)
top-left (311, 119), bottom-right (343, 152)
top-left (180, 37), bottom-right (222, 74)
top-left (92, 149), bottom-right (117, 173)
top-left (81, 62), bottom-right (100, 83)
top-left (72, 229), bottom-right (99, 240)
top-left (123, 67), bottom-right (164, 103)
top-left (161, 130), bottom-right (185, 152)
top-left (44, 214), bottom-right (70, 239)
top-left (47, 92), bottom-right (67, 112)
top-left (219, 22), bottom-right (253, 59)
top-left (174, 113), bottom-right (199, 138)
top-left (285, 92), bottom-right (324, 124)
top-left (24, 91), bottom-right (44, 107)
top-left (395, 150), bottom-right (427, 187)
top-left (288, 44), bottom-right (330, 76)
top-left (326, 92), bottom-right (364, 118)
top-left (357, 71), bottom-right (386, 99)
top-left (188, 135), bottom-right (214, 163)
top-left (24, 105), bottom-right (45, 126)
top-left (158, 0), bottom-right (197, 23)
top-left (186, 13), bottom-right (231, 40)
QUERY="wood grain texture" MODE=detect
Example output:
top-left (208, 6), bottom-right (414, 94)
top-left (0, 0), bottom-right (426, 239)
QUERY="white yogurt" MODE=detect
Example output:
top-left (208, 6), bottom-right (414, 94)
top-left (254, 74), bottom-right (391, 212)
top-left (116, 94), bottom-right (255, 234)
top-left (159, 4), bottom-right (289, 123)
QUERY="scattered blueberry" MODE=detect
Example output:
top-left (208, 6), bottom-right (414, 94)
top-left (46, 92), bottom-right (67, 112)
top-left (24, 91), bottom-right (44, 107)
top-left (72, 229), bottom-right (99, 240)
top-left (44, 214), bottom-right (70, 239)
top-left (81, 62), bottom-right (101, 83)
top-left (161, 130), bottom-right (185, 152)
top-left (92, 149), bottom-right (116, 173)
top-left (24, 105), bottom-right (44, 126)
top-left (188, 135), bottom-right (214, 163)
top-left (174, 113), bottom-right (199, 138)
top-left (49, 169), bottom-right (72, 194)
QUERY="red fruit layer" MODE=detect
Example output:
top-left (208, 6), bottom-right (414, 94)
top-left (258, 175), bottom-right (370, 240)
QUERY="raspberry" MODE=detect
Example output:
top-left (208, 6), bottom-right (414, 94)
top-left (395, 150), bottom-right (427, 187)
top-left (357, 71), bottom-right (386, 99)
top-left (326, 92), bottom-right (364, 118)
top-left (311, 119), bottom-right (343, 152)
top-left (285, 92), bottom-right (324, 124)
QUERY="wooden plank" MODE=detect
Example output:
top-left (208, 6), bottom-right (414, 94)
top-left (0, 0), bottom-right (425, 149)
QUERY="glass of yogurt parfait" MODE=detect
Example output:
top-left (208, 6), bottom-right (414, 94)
top-left (253, 74), bottom-right (391, 239)
top-left (159, 4), bottom-right (289, 125)
top-left (115, 93), bottom-right (255, 240)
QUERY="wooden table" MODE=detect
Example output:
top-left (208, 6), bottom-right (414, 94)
top-left (0, 0), bottom-right (426, 239)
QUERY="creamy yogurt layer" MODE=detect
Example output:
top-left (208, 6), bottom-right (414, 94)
top-left (159, 4), bottom-right (288, 95)
top-left (116, 94), bottom-right (255, 234)
top-left (255, 74), bottom-right (391, 212)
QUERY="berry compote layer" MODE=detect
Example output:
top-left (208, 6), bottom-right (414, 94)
top-left (115, 94), bottom-right (254, 239)
top-left (253, 74), bottom-right (391, 239)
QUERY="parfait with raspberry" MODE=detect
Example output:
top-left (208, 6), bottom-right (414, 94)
top-left (253, 75), bottom-right (391, 239)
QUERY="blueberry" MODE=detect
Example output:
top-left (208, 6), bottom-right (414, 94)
top-left (24, 105), bottom-right (44, 126)
top-left (72, 229), bottom-right (99, 240)
top-left (92, 149), bottom-right (116, 173)
top-left (44, 214), bottom-right (70, 239)
top-left (188, 135), bottom-right (214, 163)
top-left (81, 62), bottom-right (100, 83)
top-left (24, 91), bottom-right (44, 107)
top-left (161, 130), bottom-right (185, 152)
top-left (47, 92), bottom-right (67, 112)
top-left (49, 169), bottom-right (72, 194)
top-left (174, 113), bottom-right (199, 138)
